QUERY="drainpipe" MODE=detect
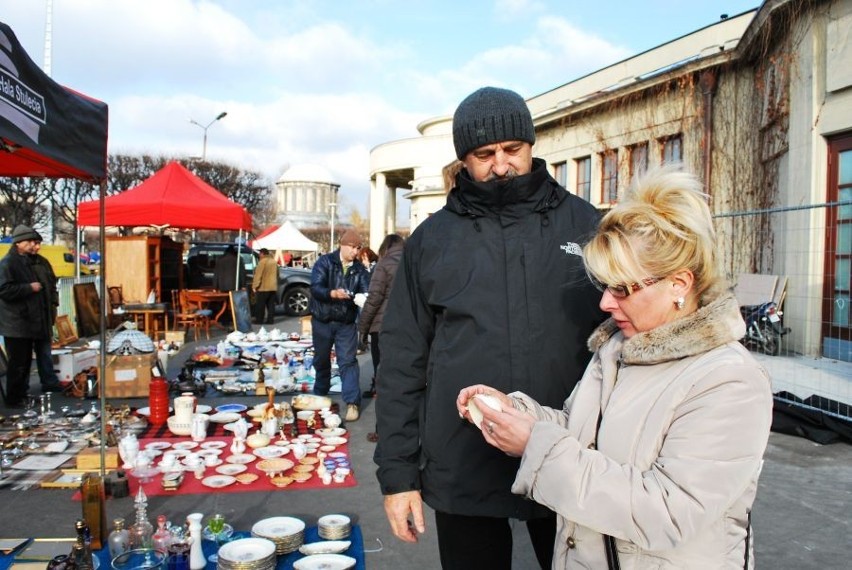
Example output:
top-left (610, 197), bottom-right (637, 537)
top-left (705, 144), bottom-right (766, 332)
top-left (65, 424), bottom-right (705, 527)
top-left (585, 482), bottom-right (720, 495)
top-left (699, 70), bottom-right (717, 190)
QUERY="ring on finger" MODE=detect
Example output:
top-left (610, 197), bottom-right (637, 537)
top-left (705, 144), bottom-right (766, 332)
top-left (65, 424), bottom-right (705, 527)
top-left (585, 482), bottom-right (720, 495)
top-left (487, 421), bottom-right (495, 434)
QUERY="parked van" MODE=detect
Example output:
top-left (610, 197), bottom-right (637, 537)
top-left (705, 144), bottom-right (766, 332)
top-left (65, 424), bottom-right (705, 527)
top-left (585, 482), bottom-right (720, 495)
top-left (0, 243), bottom-right (89, 277)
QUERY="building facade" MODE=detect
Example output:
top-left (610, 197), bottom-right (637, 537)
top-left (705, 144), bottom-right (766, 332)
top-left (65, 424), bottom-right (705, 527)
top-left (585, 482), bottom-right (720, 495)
top-left (275, 163), bottom-right (340, 230)
top-left (369, 0), bottom-right (852, 364)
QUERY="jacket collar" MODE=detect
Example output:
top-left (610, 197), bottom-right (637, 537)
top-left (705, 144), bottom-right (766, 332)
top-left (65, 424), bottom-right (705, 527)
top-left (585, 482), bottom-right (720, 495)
top-left (587, 291), bottom-right (746, 365)
top-left (444, 157), bottom-right (565, 219)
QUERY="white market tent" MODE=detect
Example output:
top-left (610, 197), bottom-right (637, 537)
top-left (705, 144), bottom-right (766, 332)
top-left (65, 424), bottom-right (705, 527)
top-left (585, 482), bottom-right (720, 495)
top-left (251, 220), bottom-right (319, 253)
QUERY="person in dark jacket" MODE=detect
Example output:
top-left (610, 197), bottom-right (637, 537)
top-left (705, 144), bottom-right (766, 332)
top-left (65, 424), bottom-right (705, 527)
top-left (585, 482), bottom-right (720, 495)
top-left (309, 229), bottom-right (371, 422)
top-left (358, 233), bottom-right (405, 399)
top-left (0, 225), bottom-right (56, 407)
top-left (213, 245), bottom-right (246, 292)
top-left (374, 87), bottom-right (606, 569)
top-left (30, 239), bottom-right (62, 393)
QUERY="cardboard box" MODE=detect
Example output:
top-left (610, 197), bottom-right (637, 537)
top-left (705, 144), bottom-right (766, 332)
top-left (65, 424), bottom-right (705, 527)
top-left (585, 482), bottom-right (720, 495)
top-left (300, 316), bottom-right (312, 337)
top-left (103, 353), bottom-right (157, 398)
top-left (53, 349), bottom-right (99, 384)
top-left (76, 446), bottom-right (119, 470)
top-left (164, 331), bottom-right (185, 345)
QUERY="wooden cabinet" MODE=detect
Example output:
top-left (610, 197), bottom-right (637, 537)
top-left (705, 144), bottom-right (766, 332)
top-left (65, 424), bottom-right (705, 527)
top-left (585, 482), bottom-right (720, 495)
top-left (105, 236), bottom-right (184, 304)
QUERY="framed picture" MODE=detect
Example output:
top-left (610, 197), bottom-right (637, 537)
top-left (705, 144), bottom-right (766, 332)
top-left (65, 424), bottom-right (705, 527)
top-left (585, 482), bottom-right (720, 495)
top-left (55, 315), bottom-right (78, 345)
top-left (72, 283), bottom-right (100, 338)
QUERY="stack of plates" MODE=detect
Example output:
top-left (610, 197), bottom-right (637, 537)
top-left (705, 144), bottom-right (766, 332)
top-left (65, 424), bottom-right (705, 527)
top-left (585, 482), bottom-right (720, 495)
top-left (251, 516), bottom-right (306, 555)
top-left (317, 514), bottom-right (352, 540)
top-left (217, 537), bottom-right (277, 570)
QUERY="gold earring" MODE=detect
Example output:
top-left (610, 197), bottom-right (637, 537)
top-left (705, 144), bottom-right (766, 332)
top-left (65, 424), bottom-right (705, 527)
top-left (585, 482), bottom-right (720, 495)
top-left (676, 297), bottom-right (685, 310)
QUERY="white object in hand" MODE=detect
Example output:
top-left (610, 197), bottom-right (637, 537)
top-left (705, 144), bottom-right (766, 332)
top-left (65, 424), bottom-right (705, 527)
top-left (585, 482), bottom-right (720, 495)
top-left (353, 293), bottom-right (367, 308)
top-left (467, 394), bottom-right (502, 429)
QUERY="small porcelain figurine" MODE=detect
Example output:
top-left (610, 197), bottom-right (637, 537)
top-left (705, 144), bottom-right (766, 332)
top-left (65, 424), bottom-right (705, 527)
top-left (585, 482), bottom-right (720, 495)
top-left (186, 513), bottom-right (206, 570)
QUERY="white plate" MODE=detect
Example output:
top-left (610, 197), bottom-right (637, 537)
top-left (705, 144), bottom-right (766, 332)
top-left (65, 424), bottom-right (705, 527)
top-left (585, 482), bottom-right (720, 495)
top-left (219, 537), bottom-right (276, 562)
top-left (252, 516), bottom-right (306, 538)
top-left (293, 554), bottom-right (355, 570)
top-left (253, 446), bottom-right (288, 459)
top-left (209, 412), bottom-right (241, 424)
top-left (196, 448), bottom-right (223, 457)
top-left (200, 441), bottom-right (228, 450)
top-left (172, 442), bottom-right (199, 450)
top-left (216, 463), bottom-right (248, 475)
top-left (145, 441), bottom-right (172, 451)
top-left (195, 404), bottom-right (212, 414)
top-left (298, 541), bottom-right (351, 556)
top-left (225, 453), bottom-right (256, 464)
top-left (201, 474), bottom-right (236, 488)
top-left (321, 437), bottom-right (347, 446)
top-left (315, 428), bottom-right (347, 438)
top-left (137, 406), bottom-right (172, 416)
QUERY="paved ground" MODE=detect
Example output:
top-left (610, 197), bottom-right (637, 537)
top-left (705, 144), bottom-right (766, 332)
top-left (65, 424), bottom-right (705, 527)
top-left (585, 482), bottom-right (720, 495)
top-left (1, 314), bottom-right (850, 568)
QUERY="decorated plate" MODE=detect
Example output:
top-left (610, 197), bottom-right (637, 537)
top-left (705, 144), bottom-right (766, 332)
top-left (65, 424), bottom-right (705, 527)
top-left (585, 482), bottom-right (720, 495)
top-left (253, 446), bottom-right (288, 459)
top-left (172, 441), bottom-right (199, 450)
top-left (209, 412), bottom-right (242, 424)
top-left (256, 458), bottom-right (295, 475)
top-left (236, 473), bottom-right (259, 484)
top-left (200, 441), bottom-right (228, 450)
top-left (252, 516), bottom-right (305, 538)
top-left (225, 453), bottom-right (256, 464)
top-left (201, 475), bottom-right (236, 489)
top-left (218, 538), bottom-right (276, 562)
top-left (298, 541), bottom-right (351, 556)
top-left (216, 463), bottom-right (248, 475)
top-left (144, 441), bottom-right (172, 451)
top-left (216, 404), bottom-right (248, 413)
top-left (293, 554), bottom-right (356, 570)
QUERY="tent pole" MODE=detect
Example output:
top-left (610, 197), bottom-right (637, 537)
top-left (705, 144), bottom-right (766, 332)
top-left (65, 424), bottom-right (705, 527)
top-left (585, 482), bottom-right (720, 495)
top-left (97, 178), bottom-right (107, 478)
top-left (235, 229), bottom-right (242, 289)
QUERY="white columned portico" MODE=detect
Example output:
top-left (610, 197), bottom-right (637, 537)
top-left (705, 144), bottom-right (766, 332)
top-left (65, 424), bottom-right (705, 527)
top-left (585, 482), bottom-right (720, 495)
top-left (370, 173), bottom-right (388, 250)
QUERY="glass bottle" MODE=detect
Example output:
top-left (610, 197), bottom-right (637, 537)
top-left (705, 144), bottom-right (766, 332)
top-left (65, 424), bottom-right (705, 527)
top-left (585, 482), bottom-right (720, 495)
top-left (73, 519), bottom-right (94, 570)
top-left (80, 474), bottom-right (107, 550)
top-left (129, 487), bottom-right (154, 549)
top-left (108, 518), bottom-right (130, 559)
top-left (166, 526), bottom-right (190, 570)
top-left (152, 515), bottom-right (172, 553)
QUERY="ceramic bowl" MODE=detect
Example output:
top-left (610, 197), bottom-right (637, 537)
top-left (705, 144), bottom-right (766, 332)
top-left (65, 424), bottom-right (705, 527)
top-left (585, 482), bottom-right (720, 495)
top-left (167, 416), bottom-right (192, 436)
top-left (246, 433), bottom-right (271, 448)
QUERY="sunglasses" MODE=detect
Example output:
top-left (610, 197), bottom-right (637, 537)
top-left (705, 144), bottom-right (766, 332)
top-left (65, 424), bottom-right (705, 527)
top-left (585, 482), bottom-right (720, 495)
top-left (591, 276), bottom-right (664, 298)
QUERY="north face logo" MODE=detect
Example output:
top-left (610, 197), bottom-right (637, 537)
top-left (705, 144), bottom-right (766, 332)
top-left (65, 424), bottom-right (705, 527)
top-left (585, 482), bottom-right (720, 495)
top-left (560, 242), bottom-right (582, 256)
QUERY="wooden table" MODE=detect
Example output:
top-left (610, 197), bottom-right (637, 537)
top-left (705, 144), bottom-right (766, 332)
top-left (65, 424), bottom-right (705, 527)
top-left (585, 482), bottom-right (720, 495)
top-left (184, 290), bottom-right (232, 329)
top-left (124, 304), bottom-right (168, 339)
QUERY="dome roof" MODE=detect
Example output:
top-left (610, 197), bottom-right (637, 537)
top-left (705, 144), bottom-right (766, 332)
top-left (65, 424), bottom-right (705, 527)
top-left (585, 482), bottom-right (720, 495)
top-left (277, 163), bottom-right (336, 184)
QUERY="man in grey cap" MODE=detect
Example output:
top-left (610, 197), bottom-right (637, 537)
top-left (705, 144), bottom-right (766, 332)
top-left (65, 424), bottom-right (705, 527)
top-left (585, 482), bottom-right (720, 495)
top-left (309, 229), bottom-right (371, 422)
top-left (0, 225), bottom-right (60, 407)
top-left (375, 87), bottom-right (605, 568)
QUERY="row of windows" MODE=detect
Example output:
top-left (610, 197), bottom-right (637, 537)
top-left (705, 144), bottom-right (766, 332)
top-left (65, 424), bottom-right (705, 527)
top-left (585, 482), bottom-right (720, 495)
top-left (552, 135), bottom-right (683, 204)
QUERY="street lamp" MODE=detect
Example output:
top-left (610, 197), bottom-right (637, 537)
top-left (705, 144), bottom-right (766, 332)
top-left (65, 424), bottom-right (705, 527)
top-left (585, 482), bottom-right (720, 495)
top-left (189, 111), bottom-right (227, 161)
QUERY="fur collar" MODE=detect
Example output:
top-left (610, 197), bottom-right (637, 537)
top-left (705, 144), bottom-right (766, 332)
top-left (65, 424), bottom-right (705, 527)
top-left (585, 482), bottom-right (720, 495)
top-left (587, 291), bottom-right (745, 365)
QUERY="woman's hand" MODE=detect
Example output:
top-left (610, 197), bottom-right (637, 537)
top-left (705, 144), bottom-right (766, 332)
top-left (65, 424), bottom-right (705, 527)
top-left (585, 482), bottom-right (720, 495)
top-left (456, 384), bottom-right (511, 423)
top-left (477, 403), bottom-right (536, 457)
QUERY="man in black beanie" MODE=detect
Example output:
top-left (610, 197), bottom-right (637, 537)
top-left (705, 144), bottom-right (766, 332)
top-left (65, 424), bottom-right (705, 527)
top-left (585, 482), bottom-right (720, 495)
top-left (0, 225), bottom-right (59, 407)
top-left (375, 87), bottom-right (606, 568)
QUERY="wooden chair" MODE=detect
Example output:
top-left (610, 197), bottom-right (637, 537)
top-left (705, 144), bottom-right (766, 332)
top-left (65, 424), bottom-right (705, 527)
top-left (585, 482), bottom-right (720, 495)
top-left (171, 290), bottom-right (210, 341)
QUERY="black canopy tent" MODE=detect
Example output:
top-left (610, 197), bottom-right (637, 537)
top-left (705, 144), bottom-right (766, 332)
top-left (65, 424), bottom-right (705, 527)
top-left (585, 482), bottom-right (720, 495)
top-left (0, 21), bottom-right (108, 181)
top-left (0, 21), bottom-right (111, 478)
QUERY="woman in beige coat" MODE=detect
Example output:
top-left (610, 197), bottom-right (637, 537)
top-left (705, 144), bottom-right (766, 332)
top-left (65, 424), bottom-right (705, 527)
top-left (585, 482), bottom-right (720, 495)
top-left (458, 167), bottom-right (772, 569)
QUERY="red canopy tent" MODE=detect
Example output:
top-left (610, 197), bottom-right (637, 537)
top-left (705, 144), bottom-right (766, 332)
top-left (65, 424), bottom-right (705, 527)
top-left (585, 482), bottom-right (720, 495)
top-left (77, 161), bottom-right (253, 231)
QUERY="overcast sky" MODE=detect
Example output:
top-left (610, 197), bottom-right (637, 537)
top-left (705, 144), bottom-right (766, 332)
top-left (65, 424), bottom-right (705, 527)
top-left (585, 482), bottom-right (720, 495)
top-left (0, 0), bottom-right (759, 220)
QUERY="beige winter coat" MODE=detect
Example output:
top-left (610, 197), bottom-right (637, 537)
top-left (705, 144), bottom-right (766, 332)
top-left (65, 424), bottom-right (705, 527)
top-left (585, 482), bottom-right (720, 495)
top-left (510, 292), bottom-right (772, 569)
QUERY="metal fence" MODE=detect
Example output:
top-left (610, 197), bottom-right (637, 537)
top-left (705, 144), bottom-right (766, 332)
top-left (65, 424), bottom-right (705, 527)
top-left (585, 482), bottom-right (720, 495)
top-left (716, 201), bottom-right (852, 422)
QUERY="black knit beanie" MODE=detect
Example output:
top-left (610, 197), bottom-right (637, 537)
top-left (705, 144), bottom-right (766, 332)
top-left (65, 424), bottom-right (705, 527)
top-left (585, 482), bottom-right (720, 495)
top-left (452, 87), bottom-right (535, 160)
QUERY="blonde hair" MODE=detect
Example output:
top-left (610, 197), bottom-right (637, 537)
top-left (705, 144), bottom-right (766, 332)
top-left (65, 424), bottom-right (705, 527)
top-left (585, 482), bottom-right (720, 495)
top-left (583, 165), bottom-right (724, 303)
